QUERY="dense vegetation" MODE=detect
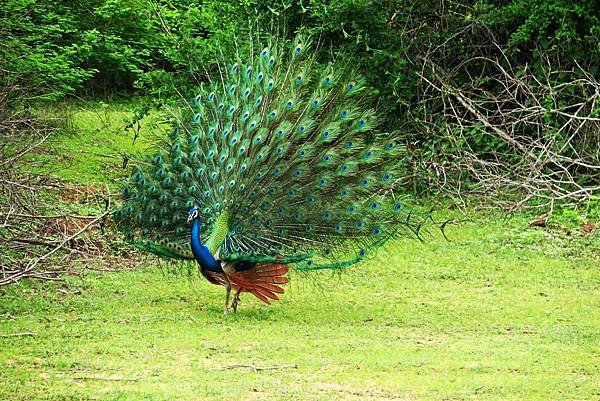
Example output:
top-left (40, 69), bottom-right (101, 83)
top-left (3, 0), bottom-right (599, 203)
top-left (4, 1), bottom-right (600, 100)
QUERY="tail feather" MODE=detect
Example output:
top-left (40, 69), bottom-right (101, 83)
top-left (114, 33), bottom-right (430, 272)
top-left (254, 282), bottom-right (285, 294)
top-left (229, 262), bottom-right (288, 304)
top-left (248, 289), bottom-right (271, 304)
top-left (254, 287), bottom-right (280, 301)
top-left (256, 275), bottom-right (288, 283)
top-left (251, 264), bottom-right (289, 276)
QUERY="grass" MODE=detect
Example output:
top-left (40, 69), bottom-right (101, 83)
top-left (32, 99), bottom-right (161, 187)
top-left (1, 215), bottom-right (599, 401)
top-left (1, 100), bottom-right (599, 400)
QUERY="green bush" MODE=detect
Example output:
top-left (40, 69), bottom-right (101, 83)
top-left (3, 0), bottom-right (598, 205)
top-left (5, 0), bottom-right (598, 113)
top-left (0, 0), bottom-right (93, 101)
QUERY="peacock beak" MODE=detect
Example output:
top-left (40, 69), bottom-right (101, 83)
top-left (187, 215), bottom-right (192, 223)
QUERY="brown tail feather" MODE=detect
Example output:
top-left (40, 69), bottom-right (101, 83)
top-left (254, 264), bottom-right (289, 274)
top-left (228, 263), bottom-right (289, 304)
top-left (253, 270), bottom-right (287, 277)
top-left (249, 289), bottom-right (271, 304)
top-left (254, 286), bottom-right (279, 300)
top-left (255, 282), bottom-right (285, 294)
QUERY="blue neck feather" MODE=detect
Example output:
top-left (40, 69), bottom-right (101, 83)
top-left (190, 218), bottom-right (221, 272)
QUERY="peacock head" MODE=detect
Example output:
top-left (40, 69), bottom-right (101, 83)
top-left (187, 204), bottom-right (200, 223)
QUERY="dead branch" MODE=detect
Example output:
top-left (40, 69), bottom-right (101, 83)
top-left (0, 332), bottom-right (36, 338)
top-left (210, 363), bottom-right (298, 372)
top-left (72, 376), bottom-right (140, 382)
top-left (414, 51), bottom-right (600, 210)
top-left (0, 207), bottom-right (111, 286)
top-left (0, 107), bottom-right (120, 284)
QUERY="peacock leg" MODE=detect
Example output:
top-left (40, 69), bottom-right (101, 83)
top-left (223, 275), bottom-right (232, 315)
top-left (231, 289), bottom-right (242, 313)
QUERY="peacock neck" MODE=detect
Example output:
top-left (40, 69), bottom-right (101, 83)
top-left (205, 209), bottom-right (230, 255)
top-left (190, 218), bottom-right (221, 272)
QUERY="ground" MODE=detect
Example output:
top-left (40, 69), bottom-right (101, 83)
top-left (1, 214), bottom-right (599, 400)
top-left (1, 101), bottom-right (598, 400)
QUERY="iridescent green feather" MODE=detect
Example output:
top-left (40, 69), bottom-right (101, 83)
top-left (113, 33), bottom-right (429, 269)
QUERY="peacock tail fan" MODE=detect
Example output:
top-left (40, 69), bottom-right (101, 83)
top-left (113, 33), bottom-right (432, 269)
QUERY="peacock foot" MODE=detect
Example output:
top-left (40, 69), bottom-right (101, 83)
top-left (231, 291), bottom-right (241, 313)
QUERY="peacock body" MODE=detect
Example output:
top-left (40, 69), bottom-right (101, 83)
top-left (114, 34), bottom-right (428, 313)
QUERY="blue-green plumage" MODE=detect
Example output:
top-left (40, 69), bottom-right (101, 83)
top-left (114, 33), bottom-right (429, 311)
top-left (188, 210), bottom-right (220, 272)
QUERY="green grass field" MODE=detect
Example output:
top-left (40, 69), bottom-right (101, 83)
top-left (1, 101), bottom-right (598, 400)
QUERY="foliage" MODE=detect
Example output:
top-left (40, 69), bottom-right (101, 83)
top-left (1, 0), bottom-right (169, 100)
top-left (4, 0), bottom-right (600, 207)
top-left (5, 0), bottom-right (599, 114)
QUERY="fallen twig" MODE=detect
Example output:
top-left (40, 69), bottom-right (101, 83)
top-left (0, 204), bottom-right (111, 286)
top-left (72, 376), bottom-right (140, 382)
top-left (210, 363), bottom-right (298, 372)
top-left (0, 332), bottom-right (36, 338)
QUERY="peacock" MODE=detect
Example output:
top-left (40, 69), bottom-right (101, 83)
top-left (114, 34), bottom-right (429, 314)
